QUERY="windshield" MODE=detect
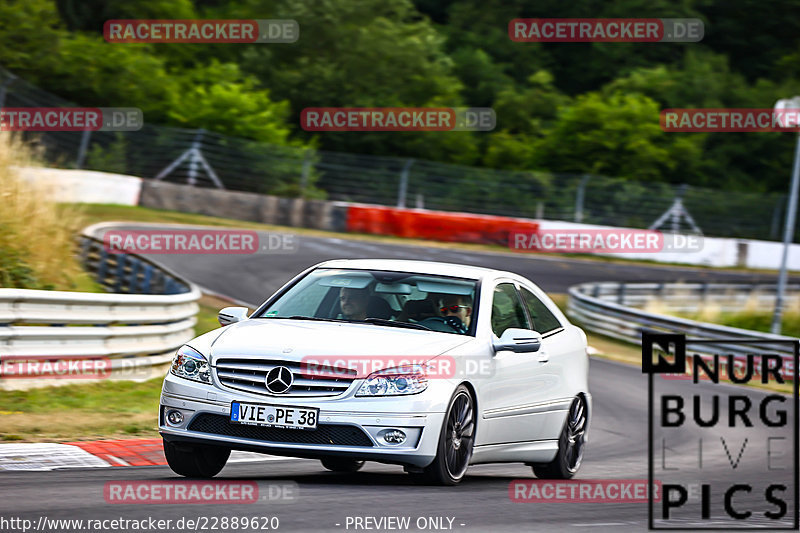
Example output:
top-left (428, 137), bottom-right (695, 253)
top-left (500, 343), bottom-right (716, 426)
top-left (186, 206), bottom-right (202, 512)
top-left (255, 268), bottom-right (478, 336)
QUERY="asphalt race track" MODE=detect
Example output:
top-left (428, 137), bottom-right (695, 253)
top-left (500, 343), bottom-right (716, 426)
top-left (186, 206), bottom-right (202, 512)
top-left (2, 226), bottom-right (796, 532)
top-left (106, 224), bottom-right (799, 307)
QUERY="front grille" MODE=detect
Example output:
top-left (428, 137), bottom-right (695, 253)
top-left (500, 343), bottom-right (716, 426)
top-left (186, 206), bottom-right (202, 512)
top-left (188, 413), bottom-right (374, 447)
top-left (215, 358), bottom-right (357, 398)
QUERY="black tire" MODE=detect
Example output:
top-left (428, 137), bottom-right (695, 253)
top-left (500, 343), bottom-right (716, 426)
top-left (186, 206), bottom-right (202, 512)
top-left (163, 439), bottom-right (230, 478)
top-left (320, 457), bottom-right (365, 472)
top-left (532, 396), bottom-right (587, 479)
top-left (413, 385), bottom-right (475, 485)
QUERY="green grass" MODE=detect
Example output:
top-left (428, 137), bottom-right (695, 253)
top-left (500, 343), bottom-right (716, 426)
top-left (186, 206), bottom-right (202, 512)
top-left (196, 295), bottom-right (228, 337)
top-left (0, 378), bottom-right (162, 414)
top-left (0, 378), bottom-right (163, 441)
top-left (675, 310), bottom-right (800, 338)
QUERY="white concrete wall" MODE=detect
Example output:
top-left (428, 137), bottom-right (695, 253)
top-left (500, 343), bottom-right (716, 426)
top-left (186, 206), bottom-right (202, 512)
top-left (18, 167), bottom-right (141, 206)
top-left (535, 219), bottom-right (800, 270)
top-left (742, 239), bottom-right (800, 270)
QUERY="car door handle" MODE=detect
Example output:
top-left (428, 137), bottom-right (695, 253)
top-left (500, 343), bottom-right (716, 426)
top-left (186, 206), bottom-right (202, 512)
top-left (537, 352), bottom-right (549, 364)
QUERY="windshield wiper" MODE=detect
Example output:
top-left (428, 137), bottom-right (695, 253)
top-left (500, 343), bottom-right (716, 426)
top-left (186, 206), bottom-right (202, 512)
top-left (359, 318), bottom-right (431, 331)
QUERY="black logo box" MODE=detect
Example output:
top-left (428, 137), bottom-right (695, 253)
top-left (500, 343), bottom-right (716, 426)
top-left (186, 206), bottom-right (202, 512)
top-left (643, 332), bottom-right (799, 531)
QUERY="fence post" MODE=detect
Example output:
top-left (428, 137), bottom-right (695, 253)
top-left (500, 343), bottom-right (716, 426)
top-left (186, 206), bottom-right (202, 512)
top-left (771, 130), bottom-right (800, 334)
top-left (771, 195), bottom-right (786, 240)
top-left (574, 174), bottom-right (590, 223)
top-left (300, 149), bottom-right (313, 197)
top-left (76, 130), bottom-right (91, 169)
top-left (0, 72), bottom-right (17, 108)
top-left (397, 159), bottom-right (414, 208)
top-left (187, 129), bottom-right (204, 186)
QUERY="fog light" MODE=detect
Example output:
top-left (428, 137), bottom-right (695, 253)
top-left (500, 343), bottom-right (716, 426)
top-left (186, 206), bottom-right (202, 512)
top-left (383, 429), bottom-right (406, 445)
top-left (166, 409), bottom-right (184, 426)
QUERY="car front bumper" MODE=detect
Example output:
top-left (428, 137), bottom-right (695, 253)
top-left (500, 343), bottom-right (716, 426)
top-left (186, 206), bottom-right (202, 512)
top-left (158, 373), bottom-right (450, 468)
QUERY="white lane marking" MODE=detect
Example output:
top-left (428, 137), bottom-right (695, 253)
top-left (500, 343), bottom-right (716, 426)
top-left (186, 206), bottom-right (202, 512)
top-left (105, 455), bottom-right (131, 466)
top-left (321, 239), bottom-right (390, 254)
top-left (572, 522), bottom-right (628, 527)
top-left (0, 443), bottom-right (111, 471)
top-left (227, 451), bottom-right (301, 463)
top-left (300, 240), bottom-right (343, 253)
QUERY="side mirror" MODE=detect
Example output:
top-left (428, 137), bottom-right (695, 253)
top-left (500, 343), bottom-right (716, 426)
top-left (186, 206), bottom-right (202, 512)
top-left (218, 306), bottom-right (249, 326)
top-left (493, 328), bottom-right (542, 353)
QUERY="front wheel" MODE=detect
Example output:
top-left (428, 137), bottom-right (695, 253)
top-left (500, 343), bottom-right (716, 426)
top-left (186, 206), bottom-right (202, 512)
top-left (532, 395), bottom-right (587, 479)
top-left (163, 439), bottom-right (230, 478)
top-left (413, 385), bottom-right (475, 485)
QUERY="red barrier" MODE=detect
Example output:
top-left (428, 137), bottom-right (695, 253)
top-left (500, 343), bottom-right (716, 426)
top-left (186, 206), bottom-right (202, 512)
top-left (346, 205), bottom-right (539, 245)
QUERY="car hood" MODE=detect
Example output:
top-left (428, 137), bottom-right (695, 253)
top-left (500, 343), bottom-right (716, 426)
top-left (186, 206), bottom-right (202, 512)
top-left (199, 319), bottom-right (472, 366)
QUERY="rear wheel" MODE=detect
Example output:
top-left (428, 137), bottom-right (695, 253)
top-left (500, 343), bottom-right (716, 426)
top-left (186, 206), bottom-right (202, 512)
top-left (532, 396), bottom-right (587, 479)
top-left (163, 439), bottom-right (230, 478)
top-left (321, 457), bottom-right (365, 472)
top-left (412, 385), bottom-right (475, 485)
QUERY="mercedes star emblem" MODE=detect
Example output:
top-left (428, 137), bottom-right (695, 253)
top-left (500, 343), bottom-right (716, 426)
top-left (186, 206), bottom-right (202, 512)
top-left (265, 366), bottom-right (293, 394)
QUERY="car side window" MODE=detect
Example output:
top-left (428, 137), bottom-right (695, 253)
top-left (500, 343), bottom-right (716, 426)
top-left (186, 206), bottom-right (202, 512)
top-left (520, 287), bottom-right (562, 334)
top-left (491, 283), bottom-right (530, 337)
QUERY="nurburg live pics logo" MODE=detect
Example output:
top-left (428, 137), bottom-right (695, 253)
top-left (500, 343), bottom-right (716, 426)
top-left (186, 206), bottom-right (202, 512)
top-left (642, 332), bottom-right (799, 530)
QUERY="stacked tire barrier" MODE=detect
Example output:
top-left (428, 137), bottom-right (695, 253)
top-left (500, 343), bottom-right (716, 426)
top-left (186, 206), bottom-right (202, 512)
top-left (139, 180), bottom-right (349, 232)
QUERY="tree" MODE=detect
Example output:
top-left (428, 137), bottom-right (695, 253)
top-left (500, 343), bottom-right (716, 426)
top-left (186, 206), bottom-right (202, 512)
top-left (530, 92), bottom-right (704, 182)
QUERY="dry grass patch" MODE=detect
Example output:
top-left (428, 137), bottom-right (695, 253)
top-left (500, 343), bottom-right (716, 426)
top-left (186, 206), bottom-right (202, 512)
top-left (0, 133), bottom-right (94, 290)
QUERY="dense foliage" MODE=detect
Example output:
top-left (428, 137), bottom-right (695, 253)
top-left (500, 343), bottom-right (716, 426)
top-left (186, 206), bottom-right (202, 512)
top-left (1, 0), bottom-right (799, 192)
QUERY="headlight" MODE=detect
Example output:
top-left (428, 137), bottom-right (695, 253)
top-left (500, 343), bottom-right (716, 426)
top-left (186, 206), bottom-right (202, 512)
top-left (170, 345), bottom-right (211, 384)
top-left (356, 365), bottom-right (428, 397)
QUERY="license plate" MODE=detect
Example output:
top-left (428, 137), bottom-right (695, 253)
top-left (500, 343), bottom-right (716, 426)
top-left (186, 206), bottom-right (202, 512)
top-left (230, 401), bottom-right (318, 430)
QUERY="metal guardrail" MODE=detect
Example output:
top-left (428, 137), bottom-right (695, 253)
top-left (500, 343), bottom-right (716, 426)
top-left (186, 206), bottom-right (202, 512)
top-left (568, 282), bottom-right (799, 359)
top-left (0, 228), bottom-right (201, 384)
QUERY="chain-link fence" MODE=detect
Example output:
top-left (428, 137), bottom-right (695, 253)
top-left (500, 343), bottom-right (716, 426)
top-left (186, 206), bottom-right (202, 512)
top-left (0, 65), bottom-right (790, 241)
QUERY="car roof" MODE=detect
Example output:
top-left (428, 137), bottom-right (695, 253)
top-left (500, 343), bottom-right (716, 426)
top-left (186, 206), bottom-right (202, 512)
top-left (314, 259), bottom-right (507, 281)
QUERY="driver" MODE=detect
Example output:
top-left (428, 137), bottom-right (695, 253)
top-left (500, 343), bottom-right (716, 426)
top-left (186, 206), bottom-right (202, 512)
top-left (339, 287), bottom-right (370, 320)
top-left (439, 294), bottom-right (473, 331)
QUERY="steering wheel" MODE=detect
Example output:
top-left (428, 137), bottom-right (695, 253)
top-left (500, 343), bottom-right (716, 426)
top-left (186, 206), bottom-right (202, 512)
top-left (418, 316), bottom-right (466, 334)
